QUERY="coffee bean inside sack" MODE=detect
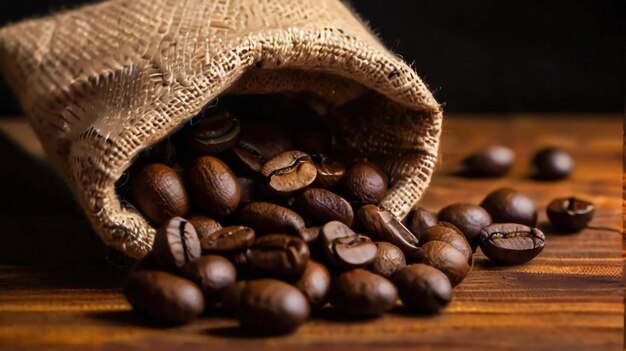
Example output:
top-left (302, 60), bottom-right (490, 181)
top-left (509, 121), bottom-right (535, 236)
top-left (119, 95), bottom-right (551, 334)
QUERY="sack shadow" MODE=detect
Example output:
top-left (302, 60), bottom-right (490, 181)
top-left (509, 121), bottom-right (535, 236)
top-left (0, 130), bottom-right (112, 266)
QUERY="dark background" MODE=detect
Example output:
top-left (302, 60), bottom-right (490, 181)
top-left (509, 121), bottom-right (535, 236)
top-left (0, 0), bottom-right (623, 114)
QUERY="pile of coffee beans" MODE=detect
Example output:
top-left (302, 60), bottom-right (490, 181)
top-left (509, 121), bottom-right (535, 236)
top-left (118, 95), bottom-right (594, 334)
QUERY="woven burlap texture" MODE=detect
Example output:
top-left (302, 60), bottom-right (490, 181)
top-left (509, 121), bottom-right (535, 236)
top-left (0, 0), bottom-right (442, 259)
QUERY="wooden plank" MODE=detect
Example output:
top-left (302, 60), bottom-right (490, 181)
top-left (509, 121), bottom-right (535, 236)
top-left (0, 115), bottom-right (622, 351)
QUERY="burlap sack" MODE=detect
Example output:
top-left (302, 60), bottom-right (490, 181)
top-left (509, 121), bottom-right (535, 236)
top-left (0, 0), bottom-right (442, 259)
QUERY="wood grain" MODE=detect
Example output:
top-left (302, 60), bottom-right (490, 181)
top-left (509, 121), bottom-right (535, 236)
top-left (0, 114), bottom-right (623, 351)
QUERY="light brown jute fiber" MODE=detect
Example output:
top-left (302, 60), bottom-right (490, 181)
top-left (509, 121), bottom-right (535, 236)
top-left (0, 0), bottom-right (443, 258)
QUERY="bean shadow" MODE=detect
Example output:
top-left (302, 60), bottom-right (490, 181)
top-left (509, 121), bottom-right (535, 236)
top-left (204, 325), bottom-right (290, 339)
top-left (308, 306), bottom-right (382, 323)
top-left (89, 310), bottom-right (196, 330)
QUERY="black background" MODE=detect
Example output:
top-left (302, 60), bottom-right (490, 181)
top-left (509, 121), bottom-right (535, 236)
top-left (0, 0), bottom-right (623, 114)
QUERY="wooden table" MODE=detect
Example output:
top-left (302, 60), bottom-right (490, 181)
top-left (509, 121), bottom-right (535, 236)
top-left (0, 115), bottom-right (623, 350)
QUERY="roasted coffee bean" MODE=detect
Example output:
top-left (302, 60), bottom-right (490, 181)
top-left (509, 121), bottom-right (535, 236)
top-left (406, 207), bottom-right (438, 239)
top-left (199, 225), bottom-right (255, 254)
top-left (261, 150), bottom-right (317, 193)
top-left (393, 264), bottom-right (452, 314)
top-left (312, 154), bottom-right (346, 188)
top-left (480, 188), bottom-right (537, 227)
top-left (438, 204), bottom-right (491, 251)
top-left (186, 156), bottom-right (241, 217)
top-left (237, 178), bottom-right (257, 204)
top-left (238, 121), bottom-right (293, 161)
top-left (320, 220), bottom-right (358, 242)
top-left (129, 253), bottom-right (159, 273)
top-left (342, 162), bottom-right (388, 206)
top-left (321, 221), bottom-right (377, 268)
top-left (421, 224), bottom-right (472, 264)
top-left (140, 138), bottom-right (177, 166)
top-left (547, 197), bottom-right (595, 232)
top-left (229, 251), bottom-right (250, 276)
top-left (246, 234), bottom-right (310, 278)
top-left (368, 242), bottom-right (406, 278)
top-left (299, 188), bottom-right (354, 226)
top-left (181, 255), bottom-right (236, 302)
top-left (240, 202), bottom-right (318, 242)
top-left (188, 216), bottom-right (222, 241)
top-left (131, 163), bottom-right (189, 224)
top-left (188, 109), bottom-right (240, 155)
top-left (357, 205), bottom-right (420, 260)
top-left (531, 147), bottom-right (573, 180)
top-left (329, 269), bottom-right (397, 317)
top-left (329, 235), bottom-right (378, 269)
top-left (479, 223), bottom-right (546, 265)
top-left (152, 217), bottom-right (201, 270)
top-left (300, 226), bottom-right (321, 244)
top-left (294, 260), bottom-right (331, 307)
top-left (462, 146), bottom-right (515, 177)
top-left (224, 279), bottom-right (309, 334)
top-left (417, 241), bottom-right (470, 287)
top-left (124, 270), bottom-right (204, 323)
top-left (228, 147), bottom-right (263, 175)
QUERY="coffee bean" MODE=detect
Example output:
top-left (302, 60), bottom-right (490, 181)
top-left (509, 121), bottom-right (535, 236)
top-left (131, 163), bottom-right (189, 224)
top-left (357, 205), bottom-right (420, 261)
top-left (343, 162), bottom-right (388, 206)
top-left (406, 207), bottom-right (438, 239)
top-left (240, 202), bottom-right (317, 242)
top-left (246, 234), bottom-right (310, 278)
top-left (421, 224), bottom-right (472, 264)
top-left (438, 204), bottom-right (491, 251)
top-left (188, 109), bottom-right (240, 154)
top-left (531, 147), bottom-right (573, 180)
top-left (124, 270), bottom-right (204, 323)
top-left (300, 226), bottom-right (321, 244)
top-left (152, 217), bottom-right (201, 270)
top-left (320, 220), bottom-right (358, 242)
top-left (140, 138), bottom-right (177, 166)
top-left (299, 188), bottom-right (354, 226)
top-left (238, 121), bottom-right (293, 161)
top-left (547, 197), bottom-right (595, 232)
top-left (186, 156), bottom-right (241, 217)
top-left (311, 154), bottom-right (345, 188)
top-left (228, 147), bottom-right (263, 176)
top-left (181, 255), bottom-right (237, 302)
top-left (479, 223), bottom-right (546, 265)
top-left (368, 242), bottom-right (406, 278)
top-left (229, 251), bottom-right (250, 276)
top-left (129, 253), bottom-right (159, 273)
top-left (236, 177), bottom-right (257, 204)
top-left (330, 235), bottom-right (378, 269)
top-left (480, 188), bottom-right (537, 227)
top-left (393, 264), bottom-right (452, 314)
top-left (261, 150), bottom-right (317, 193)
top-left (188, 216), bottom-right (222, 241)
top-left (417, 241), bottom-right (470, 287)
top-left (462, 146), bottom-right (515, 177)
top-left (320, 221), bottom-right (377, 268)
top-left (224, 279), bottom-right (310, 334)
top-left (329, 269), bottom-right (397, 317)
top-left (199, 225), bottom-right (255, 254)
top-left (294, 260), bottom-right (331, 307)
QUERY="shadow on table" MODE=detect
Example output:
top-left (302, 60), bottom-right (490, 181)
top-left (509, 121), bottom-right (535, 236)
top-left (90, 310), bottom-right (180, 330)
top-left (0, 131), bottom-right (114, 266)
